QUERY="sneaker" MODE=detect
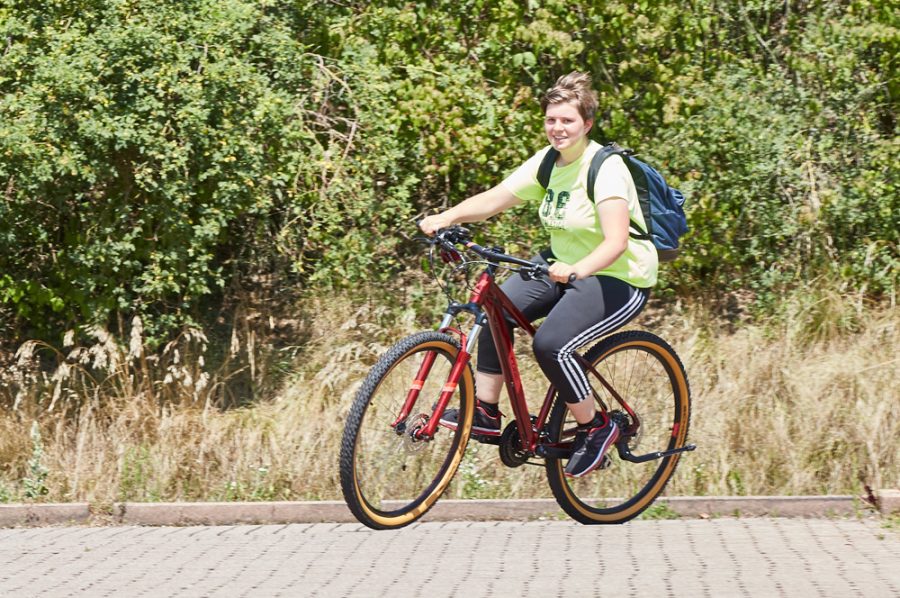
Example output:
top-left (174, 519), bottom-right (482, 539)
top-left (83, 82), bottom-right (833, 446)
top-left (439, 400), bottom-right (502, 437)
top-left (564, 414), bottom-right (619, 478)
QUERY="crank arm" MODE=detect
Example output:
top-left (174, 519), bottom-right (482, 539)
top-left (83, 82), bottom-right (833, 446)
top-left (534, 445), bottom-right (571, 459)
top-left (617, 443), bottom-right (696, 464)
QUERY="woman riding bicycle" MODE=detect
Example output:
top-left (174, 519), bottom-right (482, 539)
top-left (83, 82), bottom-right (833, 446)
top-left (419, 71), bottom-right (658, 478)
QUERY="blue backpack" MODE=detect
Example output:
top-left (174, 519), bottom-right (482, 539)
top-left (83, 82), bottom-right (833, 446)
top-left (537, 143), bottom-right (688, 262)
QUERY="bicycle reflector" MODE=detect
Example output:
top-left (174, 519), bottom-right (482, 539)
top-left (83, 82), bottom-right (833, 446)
top-left (440, 248), bottom-right (462, 263)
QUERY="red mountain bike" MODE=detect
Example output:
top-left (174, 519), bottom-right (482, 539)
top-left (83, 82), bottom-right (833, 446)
top-left (339, 226), bottom-right (694, 529)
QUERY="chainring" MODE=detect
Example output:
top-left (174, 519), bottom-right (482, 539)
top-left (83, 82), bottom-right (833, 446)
top-left (498, 419), bottom-right (534, 468)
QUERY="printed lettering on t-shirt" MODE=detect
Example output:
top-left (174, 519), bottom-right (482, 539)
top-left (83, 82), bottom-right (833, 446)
top-left (540, 188), bottom-right (569, 229)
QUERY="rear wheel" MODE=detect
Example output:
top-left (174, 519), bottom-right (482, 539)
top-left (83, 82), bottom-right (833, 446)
top-left (545, 330), bottom-right (691, 524)
top-left (339, 331), bottom-right (475, 529)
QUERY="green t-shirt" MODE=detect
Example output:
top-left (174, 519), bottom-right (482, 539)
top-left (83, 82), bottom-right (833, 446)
top-left (501, 140), bottom-right (658, 288)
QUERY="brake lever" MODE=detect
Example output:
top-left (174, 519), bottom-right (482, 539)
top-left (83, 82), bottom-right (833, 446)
top-left (518, 265), bottom-right (552, 288)
top-left (519, 266), bottom-right (576, 287)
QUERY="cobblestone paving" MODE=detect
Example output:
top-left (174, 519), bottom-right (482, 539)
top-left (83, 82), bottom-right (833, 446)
top-left (0, 518), bottom-right (897, 597)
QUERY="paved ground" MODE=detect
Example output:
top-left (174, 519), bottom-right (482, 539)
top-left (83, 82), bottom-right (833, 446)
top-left (0, 517), bottom-right (897, 597)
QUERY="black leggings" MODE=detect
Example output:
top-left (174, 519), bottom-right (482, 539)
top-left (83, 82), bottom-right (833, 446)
top-left (477, 254), bottom-right (649, 404)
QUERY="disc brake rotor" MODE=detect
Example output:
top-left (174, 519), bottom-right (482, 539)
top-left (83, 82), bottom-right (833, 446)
top-left (400, 414), bottom-right (430, 453)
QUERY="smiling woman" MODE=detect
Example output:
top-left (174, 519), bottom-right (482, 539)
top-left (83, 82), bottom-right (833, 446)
top-left (419, 71), bottom-right (658, 478)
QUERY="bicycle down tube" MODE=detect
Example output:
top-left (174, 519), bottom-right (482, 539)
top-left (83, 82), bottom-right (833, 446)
top-left (476, 273), bottom-right (542, 450)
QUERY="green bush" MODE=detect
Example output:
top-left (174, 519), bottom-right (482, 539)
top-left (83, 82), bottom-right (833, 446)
top-left (0, 0), bottom-right (895, 344)
top-left (0, 1), bottom-right (418, 340)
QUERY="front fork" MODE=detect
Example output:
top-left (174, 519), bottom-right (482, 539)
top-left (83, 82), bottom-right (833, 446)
top-left (438, 304), bottom-right (483, 355)
top-left (392, 305), bottom-right (484, 440)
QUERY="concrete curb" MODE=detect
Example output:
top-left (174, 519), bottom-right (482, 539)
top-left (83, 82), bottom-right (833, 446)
top-left (115, 501), bottom-right (356, 526)
top-left (1, 494), bottom-right (888, 527)
top-left (0, 503), bottom-right (92, 527)
top-left (656, 495), bottom-right (863, 518)
top-left (878, 489), bottom-right (900, 514)
top-left (113, 496), bottom-right (868, 526)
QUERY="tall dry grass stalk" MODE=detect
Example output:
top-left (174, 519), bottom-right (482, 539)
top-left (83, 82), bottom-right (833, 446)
top-left (0, 292), bottom-right (896, 504)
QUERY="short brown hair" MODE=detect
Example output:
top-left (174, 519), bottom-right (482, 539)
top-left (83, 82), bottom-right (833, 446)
top-left (540, 71), bottom-right (598, 122)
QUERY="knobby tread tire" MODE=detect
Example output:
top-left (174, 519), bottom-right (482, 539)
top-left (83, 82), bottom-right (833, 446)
top-left (339, 331), bottom-right (475, 530)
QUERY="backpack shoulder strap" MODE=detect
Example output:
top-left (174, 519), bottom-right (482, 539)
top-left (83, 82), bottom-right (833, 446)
top-left (537, 148), bottom-right (559, 189)
top-left (617, 154), bottom-right (652, 240)
top-left (588, 143), bottom-right (652, 241)
top-left (586, 143), bottom-right (629, 202)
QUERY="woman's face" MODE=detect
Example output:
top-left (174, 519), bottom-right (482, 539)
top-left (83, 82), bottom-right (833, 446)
top-left (544, 101), bottom-right (592, 153)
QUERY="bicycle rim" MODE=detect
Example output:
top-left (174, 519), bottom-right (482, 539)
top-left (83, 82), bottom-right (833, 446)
top-left (339, 332), bottom-right (474, 529)
top-left (545, 330), bottom-right (691, 524)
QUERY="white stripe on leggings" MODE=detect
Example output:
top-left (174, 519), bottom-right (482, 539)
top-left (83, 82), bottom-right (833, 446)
top-left (557, 290), bottom-right (646, 401)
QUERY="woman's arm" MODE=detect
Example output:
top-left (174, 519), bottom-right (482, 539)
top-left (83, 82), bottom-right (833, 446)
top-left (547, 198), bottom-right (630, 283)
top-left (419, 184), bottom-right (522, 235)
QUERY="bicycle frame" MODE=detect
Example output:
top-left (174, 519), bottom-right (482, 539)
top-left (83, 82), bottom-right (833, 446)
top-left (420, 265), bottom-right (690, 463)
top-left (405, 265), bottom-right (563, 452)
top-left (341, 226), bottom-right (697, 530)
top-left (393, 235), bottom-right (694, 465)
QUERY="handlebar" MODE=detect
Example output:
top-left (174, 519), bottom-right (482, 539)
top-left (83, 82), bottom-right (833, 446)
top-left (427, 225), bottom-right (575, 283)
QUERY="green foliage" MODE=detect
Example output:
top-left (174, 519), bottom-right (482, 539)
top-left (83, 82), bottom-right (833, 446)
top-left (458, 445), bottom-right (493, 499)
top-left (0, 1), bottom-right (418, 339)
top-left (638, 502), bottom-right (681, 520)
top-left (22, 421), bottom-right (49, 499)
top-left (0, 0), bottom-right (895, 343)
top-left (118, 445), bottom-right (159, 501)
top-left (653, 2), bottom-right (898, 304)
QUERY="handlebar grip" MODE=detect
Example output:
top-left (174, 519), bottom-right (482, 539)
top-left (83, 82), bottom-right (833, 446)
top-left (537, 265), bottom-right (576, 283)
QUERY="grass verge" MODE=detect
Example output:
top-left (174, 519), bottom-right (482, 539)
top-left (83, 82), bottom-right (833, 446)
top-left (0, 290), bottom-right (896, 504)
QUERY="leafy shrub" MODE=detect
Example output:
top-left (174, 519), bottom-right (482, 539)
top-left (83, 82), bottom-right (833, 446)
top-left (0, 0), bottom-right (895, 344)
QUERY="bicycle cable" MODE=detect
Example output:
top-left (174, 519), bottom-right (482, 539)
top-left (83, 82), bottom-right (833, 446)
top-left (423, 226), bottom-right (553, 314)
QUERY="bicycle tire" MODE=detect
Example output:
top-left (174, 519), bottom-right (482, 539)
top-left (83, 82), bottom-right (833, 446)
top-left (339, 331), bottom-right (475, 530)
top-left (545, 330), bottom-right (691, 524)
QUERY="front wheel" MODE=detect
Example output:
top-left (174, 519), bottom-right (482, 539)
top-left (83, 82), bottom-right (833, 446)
top-left (545, 330), bottom-right (691, 524)
top-left (339, 331), bottom-right (475, 529)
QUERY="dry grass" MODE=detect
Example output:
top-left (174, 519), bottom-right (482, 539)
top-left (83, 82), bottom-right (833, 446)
top-left (667, 306), bottom-right (898, 497)
top-left (0, 292), bottom-right (897, 504)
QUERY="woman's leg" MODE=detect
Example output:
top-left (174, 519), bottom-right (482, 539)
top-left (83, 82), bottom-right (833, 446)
top-left (473, 371), bottom-right (505, 404)
top-left (532, 275), bottom-right (648, 408)
top-left (474, 256), bottom-right (561, 404)
top-left (531, 276), bottom-right (648, 476)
